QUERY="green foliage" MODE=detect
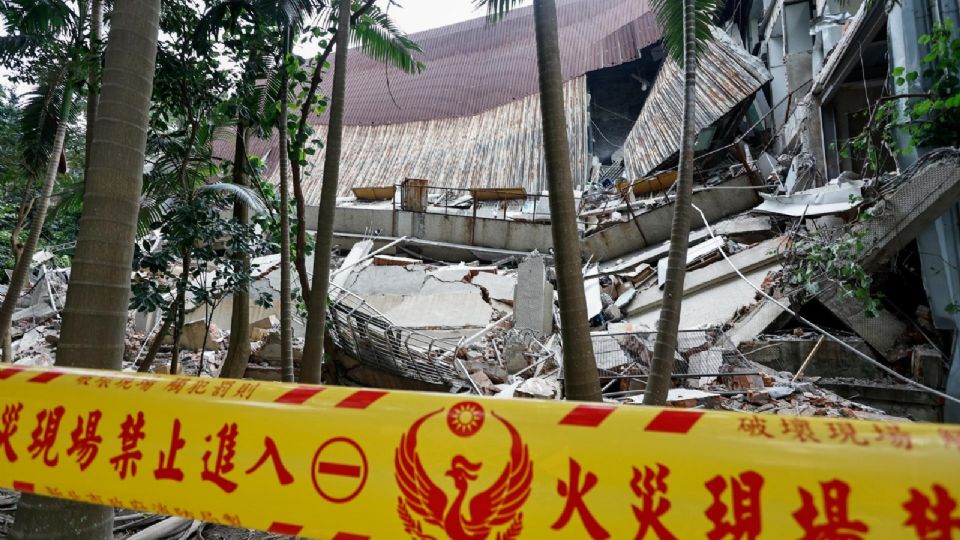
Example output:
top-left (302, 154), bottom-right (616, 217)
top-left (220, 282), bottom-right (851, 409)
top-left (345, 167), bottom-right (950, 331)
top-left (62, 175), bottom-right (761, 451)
top-left (129, 189), bottom-right (274, 316)
top-left (842, 21), bottom-right (960, 174)
top-left (649, 0), bottom-right (720, 65)
top-left (791, 207), bottom-right (882, 317)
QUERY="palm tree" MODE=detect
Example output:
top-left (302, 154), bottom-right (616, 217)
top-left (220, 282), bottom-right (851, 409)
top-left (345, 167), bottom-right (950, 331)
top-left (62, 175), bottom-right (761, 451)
top-left (278, 24), bottom-right (295, 381)
top-left (10, 0), bottom-right (161, 535)
top-left (299, 0), bottom-right (351, 384)
top-left (0, 0), bottom-right (90, 362)
top-left (475, 0), bottom-right (601, 401)
top-left (82, 0), bottom-right (102, 185)
top-left (0, 78), bottom-right (73, 363)
top-left (478, 0), bottom-right (716, 404)
top-left (289, 2), bottom-right (423, 295)
top-left (643, 0), bottom-right (717, 406)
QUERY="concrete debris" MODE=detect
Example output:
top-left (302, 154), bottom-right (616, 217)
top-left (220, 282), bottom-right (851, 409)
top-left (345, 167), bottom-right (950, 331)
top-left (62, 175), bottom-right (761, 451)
top-left (755, 180), bottom-right (864, 216)
top-left (513, 255), bottom-right (553, 336)
top-left (178, 320), bottom-right (223, 351)
top-left (516, 377), bottom-right (560, 399)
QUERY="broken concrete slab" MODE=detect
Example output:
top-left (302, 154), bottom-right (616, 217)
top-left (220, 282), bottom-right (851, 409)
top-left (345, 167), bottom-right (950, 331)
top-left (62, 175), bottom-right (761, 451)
top-left (471, 272), bottom-right (516, 305)
top-left (727, 300), bottom-right (788, 346)
top-left (818, 295), bottom-right (908, 361)
top-left (365, 292), bottom-right (494, 331)
top-left (627, 262), bottom-right (781, 329)
top-left (656, 236), bottom-right (727, 285)
top-left (343, 265), bottom-right (426, 296)
top-left (331, 239), bottom-right (373, 290)
top-left (11, 303), bottom-right (57, 323)
top-left (627, 237), bottom-right (785, 316)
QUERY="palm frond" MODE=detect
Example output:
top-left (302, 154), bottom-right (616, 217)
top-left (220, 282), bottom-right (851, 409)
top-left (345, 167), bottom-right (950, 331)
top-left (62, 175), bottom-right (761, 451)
top-left (474, 0), bottom-right (527, 21)
top-left (194, 0), bottom-right (256, 52)
top-left (15, 0), bottom-right (74, 36)
top-left (197, 182), bottom-right (269, 215)
top-left (352, 6), bottom-right (424, 74)
top-left (650, 0), bottom-right (720, 64)
top-left (0, 34), bottom-right (42, 62)
top-left (18, 71), bottom-right (72, 176)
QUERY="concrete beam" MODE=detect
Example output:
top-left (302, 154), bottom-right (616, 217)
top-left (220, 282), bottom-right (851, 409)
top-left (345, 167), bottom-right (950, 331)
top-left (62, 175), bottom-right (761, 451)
top-left (582, 174), bottom-right (762, 261)
top-left (625, 237), bottom-right (785, 315)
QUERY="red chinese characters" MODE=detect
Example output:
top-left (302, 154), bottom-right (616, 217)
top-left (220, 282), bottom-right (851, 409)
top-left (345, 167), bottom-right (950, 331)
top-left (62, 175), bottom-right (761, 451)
top-left (781, 418), bottom-right (820, 443)
top-left (874, 424), bottom-right (912, 450)
top-left (827, 422), bottom-right (869, 447)
top-left (552, 458), bottom-right (610, 539)
top-left (738, 416), bottom-right (773, 439)
top-left (245, 436), bottom-right (293, 485)
top-left (793, 480), bottom-right (868, 539)
top-left (630, 464), bottom-right (675, 540)
top-left (67, 410), bottom-right (103, 471)
top-left (940, 428), bottom-right (960, 450)
top-left (705, 471), bottom-right (764, 540)
top-left (903, 484), bottom-right (960, 539)
top-left (0, 402), bottom-right (24, 462)
top-left (109, 412), bottom-right (146, 479)
top-left (28, 405), bottom-right (65, 466)
top-left (155, 419), bottom-right (186, 481)
top-left (202, 423), bottom-right (239, 493)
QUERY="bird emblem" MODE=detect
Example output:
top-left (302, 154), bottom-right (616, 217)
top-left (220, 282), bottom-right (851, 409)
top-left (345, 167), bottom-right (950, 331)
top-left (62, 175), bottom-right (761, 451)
top-left (395, 403), bottom-right (533, 540)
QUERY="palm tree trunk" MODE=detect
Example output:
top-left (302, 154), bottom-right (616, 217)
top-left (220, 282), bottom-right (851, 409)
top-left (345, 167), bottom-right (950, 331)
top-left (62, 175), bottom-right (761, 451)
top-left (0, 83), bottom-right (74, 364)
top-left (300, 0), bottom-right (351, 384)
top-left (222, 125), bottom-right (252, 379)
top-left (279, 29), bottom-right (294, 383)
top-left (644, 0), bottom-right (698, 406)
top-left (532, 0), bottom-right (600, 402)
top-left (10, 0), bottom-right (160, 537)
top-left (83, 0), bottom-right (102, 186)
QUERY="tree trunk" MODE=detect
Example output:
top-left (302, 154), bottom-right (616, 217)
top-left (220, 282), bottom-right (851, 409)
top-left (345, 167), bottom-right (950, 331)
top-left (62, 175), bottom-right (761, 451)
top-left (221, 125), bottom-right (252, 379)
top-left (83, 0), bottom-right (102, 186)
top-left (300, 0), bottom-right (351, 384)
top-left (137, 314), bottom-right (172, 373)
top-left (532, 0), bottom-right (600, 402)
top-left (291, 159), bottom-right (311, 296)
top-left (0, 83), bottom-right (74, 363)
top-left (644, 0), bottom-right (698, 407)
top-left (279, 30), bottom-right (294, 383)
top-left (10, 0), bottom-right (160, 537)
top-left (170, 250), bottom-right (190, 376)
top-left (289, 0), bottom-right (376, 299)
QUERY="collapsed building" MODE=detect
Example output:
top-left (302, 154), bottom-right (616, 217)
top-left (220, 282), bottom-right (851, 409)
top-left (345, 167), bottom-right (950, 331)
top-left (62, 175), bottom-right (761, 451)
top-left (8, 0), bottom-right (956, 424)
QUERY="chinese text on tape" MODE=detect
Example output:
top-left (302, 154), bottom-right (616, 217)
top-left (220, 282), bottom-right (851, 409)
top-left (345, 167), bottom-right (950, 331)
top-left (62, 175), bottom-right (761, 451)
top-left (1, 365), bottom-right (959, 539)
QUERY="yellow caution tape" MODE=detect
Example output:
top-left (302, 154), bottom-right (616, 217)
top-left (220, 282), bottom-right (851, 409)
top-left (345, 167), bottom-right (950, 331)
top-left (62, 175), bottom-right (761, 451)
top-left (0, 365), bottom-right (958, 539)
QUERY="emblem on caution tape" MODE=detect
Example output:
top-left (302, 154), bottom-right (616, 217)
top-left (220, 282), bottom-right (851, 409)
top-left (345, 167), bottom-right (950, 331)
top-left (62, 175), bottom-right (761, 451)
top-left (395, 401), bottom-right (533, 540)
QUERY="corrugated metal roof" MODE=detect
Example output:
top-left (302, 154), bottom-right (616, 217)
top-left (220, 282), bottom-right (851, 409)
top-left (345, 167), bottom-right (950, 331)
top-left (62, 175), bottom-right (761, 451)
top-left (321, 0), bottom-right (657, 126)
top-left (622, 27), bottom-right (772, 178)
top-left (296, 77), bottom-right (589, 202)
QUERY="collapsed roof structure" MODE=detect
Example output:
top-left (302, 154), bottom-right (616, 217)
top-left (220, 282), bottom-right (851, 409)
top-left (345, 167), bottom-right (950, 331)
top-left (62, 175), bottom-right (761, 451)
top-left (222, 0), bottom-right (768, 199)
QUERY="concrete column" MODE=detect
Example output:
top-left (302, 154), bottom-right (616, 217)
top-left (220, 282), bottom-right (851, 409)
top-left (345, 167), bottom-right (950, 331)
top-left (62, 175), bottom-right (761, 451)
top-left (514, 255), bottom-right (554, 337)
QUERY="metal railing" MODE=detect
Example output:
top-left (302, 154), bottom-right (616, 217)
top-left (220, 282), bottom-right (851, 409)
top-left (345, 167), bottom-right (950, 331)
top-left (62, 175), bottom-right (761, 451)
top-left (327, 284), bottom-right (467, 386)
top-left (591, 328), bottom-right (756, 384)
